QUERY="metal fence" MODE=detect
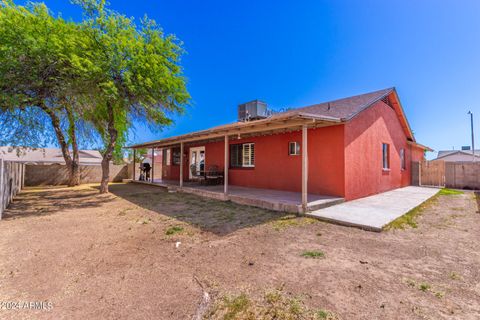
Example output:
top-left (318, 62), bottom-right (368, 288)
top-left (0, 159), bottom-right (25, 219)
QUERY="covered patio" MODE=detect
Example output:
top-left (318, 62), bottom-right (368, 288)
top-left (134, 179), bottom-right (344, 213)
top-left (128, 111), bottom-right (344, 213)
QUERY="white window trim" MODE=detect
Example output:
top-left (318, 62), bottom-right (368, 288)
top-left (382, 143), bottom-right (390, 170)
top-left (242, 143), bottom-right (255, 167)
top-left (289, 141), bottom-right (300, 156)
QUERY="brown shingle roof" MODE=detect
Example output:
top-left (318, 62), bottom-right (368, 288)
top-left (278, 87), bottom-right (394, 121)
top-left (128, 87), bottom-right (418, 149)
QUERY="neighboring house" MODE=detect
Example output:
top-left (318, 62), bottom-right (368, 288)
top-left (0, 146), bottom-right (103, 165)
top-left (130, 88), bottom-right (431, 201)
top-left (434, 150), bottom-right (480, 162)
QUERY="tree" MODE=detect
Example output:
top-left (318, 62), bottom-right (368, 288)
top-left (0, 1), bottom-right (97, 186)
top-left (76, 0), bottom-right (190, 193)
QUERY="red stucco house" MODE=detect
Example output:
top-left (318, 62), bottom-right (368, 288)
top-left (130, 88), bottom-right (430, 210)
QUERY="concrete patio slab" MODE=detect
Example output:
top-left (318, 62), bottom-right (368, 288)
top-left (306, 186), bottom-right (439, 232)
top-left (132, 180), bottom-right (344, 213)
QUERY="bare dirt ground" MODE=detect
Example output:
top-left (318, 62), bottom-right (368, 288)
top-left (0, 183), bottom-right (479, 320)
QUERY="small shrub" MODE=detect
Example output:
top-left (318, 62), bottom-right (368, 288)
top-left (301, 250), bottom-right (325, 259)
top-left (165, 226), bottom-right (184, 235)
top-left (316, 309), bottom-right (337, 320)
top-left (419, 283), bottom-right (430, 292)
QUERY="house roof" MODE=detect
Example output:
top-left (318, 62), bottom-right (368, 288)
top-left (436, 150), bottom-right (480, 160)
top-left (283, 88), bottom-right (394, 121)
top-left (129, 87), bottom-right (420, 149)
top-left (0, 146), bottom-right (103, 165)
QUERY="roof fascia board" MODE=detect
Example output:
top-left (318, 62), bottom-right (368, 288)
top-left (128, 116), bottom-right (341, 149)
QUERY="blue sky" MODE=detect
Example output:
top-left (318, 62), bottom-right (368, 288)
top-left (20, 0), bottom-right (480, 158)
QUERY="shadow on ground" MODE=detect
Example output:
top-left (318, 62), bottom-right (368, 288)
top-left (107, 183), bottom-right (289, 236)
top-left (2, 186), bottom-right (115, 220)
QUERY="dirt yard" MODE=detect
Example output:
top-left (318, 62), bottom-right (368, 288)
top-left (0, 183), bottom-right (479, 319)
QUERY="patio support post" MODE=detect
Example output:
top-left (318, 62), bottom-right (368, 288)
top-left (224, 135), bottom-right (229, 197)
top-left (180, 142), bottom-right (184, 188)
top-left (302, 124), bottom-right (308, 213)
top-left (151, 148), bottom-right (155, 182)
top-left (133, 149), bottom-right (136, 181)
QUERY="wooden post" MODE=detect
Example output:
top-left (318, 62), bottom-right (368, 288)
top-left (180, 142), bottom-right (184, 188)
top-left (302, 125), bottom-right (308, 212)
top-left (224, 135), bottom-right (229, 197)
top-left (418, 161), bottom-right (422, 186)
top-left (151, 148), bottom-right (155, 183)
top-left (133, 149), bottom-right (136, 180)
top-left (21, 163), bottom-right (25, 189)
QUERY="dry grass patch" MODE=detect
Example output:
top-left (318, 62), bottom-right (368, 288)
top-left (165, 225), bottom-right (184, 235)
top-left (205, 289), bottom-right (337, 320)
top-left (385, 196), bottom-right (438, 230)
top-left (271, 215), bottom-right (317, 231)
top-left (386, 188), bottom-right (466, 230)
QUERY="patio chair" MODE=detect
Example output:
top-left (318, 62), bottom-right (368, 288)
top-left (190, 164), bottom-right (205, 184)
top-left (205, 165), bottom-right (224, 185)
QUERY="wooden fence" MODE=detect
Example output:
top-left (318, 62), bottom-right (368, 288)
top-left (413, 160), bottom-right (480, 190)
top-left (444, 162), bottom-right (480, 190)
top-left (0, 160), bottom-right (24, 219)
top-left (419, 160), bottom-right (445, 187)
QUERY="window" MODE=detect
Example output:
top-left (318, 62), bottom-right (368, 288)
top-left (289, 142), bottom-right (300, 155)
top-left (400, 149), bottom-right (405, 170)
top-left (230, 143), bottom-right (255, 168)
top-left (172, 148), bottom-right (181, 165)
top-left (243, 143), bottom-right (255, 167)
top-left (382, 143), bottom-right (390, 170)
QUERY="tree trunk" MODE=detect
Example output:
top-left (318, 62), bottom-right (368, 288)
top-left (99, 102), bottom-right (118, 194)
top-left (69, 162), bottom-right (80, 187)
top-left (100, 157), bottom-right (110, 193)
top-left (40, 102), bottom-right (77, 186)
top-left (66, 106), bottom-right (80, 186)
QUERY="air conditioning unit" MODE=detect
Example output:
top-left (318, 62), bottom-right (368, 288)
top-left (238, 100), bottom-right (268, 122)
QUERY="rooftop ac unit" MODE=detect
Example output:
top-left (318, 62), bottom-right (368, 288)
top-left (238, 100), bottom-right (268, 122)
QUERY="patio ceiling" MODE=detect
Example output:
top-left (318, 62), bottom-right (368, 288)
top-left (128, 113), bottom-right (342, 149)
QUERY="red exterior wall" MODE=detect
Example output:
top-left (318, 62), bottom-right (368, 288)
top-left (162, 126), bottom-right (345, 197)
top-left (343, 100), bottom-right (413, 200)
top-left (224, 126), bottom-right (345, 196)
top-left (411, 145), bottom-right (426, 162)
top-left (161, 100), bottom-right (422, 201)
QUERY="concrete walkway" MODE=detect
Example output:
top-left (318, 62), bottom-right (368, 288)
top-left (306, 186), bottom-right (439, 232)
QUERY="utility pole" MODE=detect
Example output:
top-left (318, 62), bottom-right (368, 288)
top-left (468, 111), bottom-right (475, 162)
